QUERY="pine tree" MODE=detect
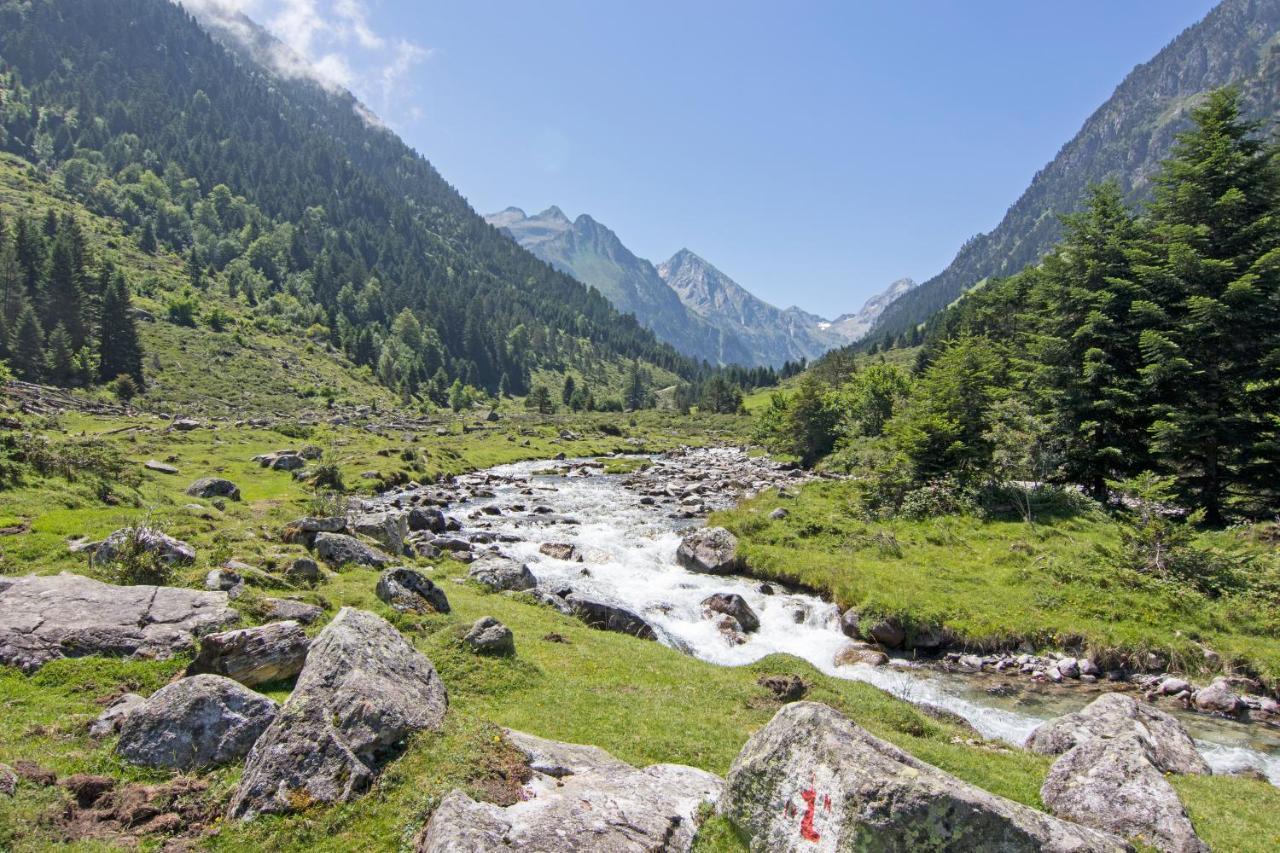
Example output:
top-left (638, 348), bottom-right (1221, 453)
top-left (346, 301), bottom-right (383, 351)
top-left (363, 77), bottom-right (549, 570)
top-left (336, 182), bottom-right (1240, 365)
top-left (97, 272), bottom-right (143, 385)
top-left (7, 299), bottom-right (44, 381)
top-left (139, 220), bottom-right (157, 254)
top-left (561, 374), bottom-right (576, 407)
top-left (186, 246), bottom-right (203, 290)
top-left (1136, 88), bottom-right (1280, 521)
top-left (44, 322), bottom-right (76, 386)
top-left (41, 231), bottom-right (87, 346)
top-left (624, 361), bottom-right (648, 411)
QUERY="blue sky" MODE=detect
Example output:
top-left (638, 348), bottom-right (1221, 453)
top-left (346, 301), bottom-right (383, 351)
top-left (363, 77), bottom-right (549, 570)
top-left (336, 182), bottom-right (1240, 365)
top-left (189, 1), bottom-right (1219, 317)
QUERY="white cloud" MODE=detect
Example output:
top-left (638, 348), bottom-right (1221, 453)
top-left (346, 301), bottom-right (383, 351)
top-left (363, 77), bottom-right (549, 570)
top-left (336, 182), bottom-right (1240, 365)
top-left (177, 0), bottom-right (430, 126)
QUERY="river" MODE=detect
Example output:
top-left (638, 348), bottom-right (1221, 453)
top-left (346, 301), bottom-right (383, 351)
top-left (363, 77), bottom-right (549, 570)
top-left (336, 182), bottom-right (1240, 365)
top-left (449, 453), bottom-right (1280, 784)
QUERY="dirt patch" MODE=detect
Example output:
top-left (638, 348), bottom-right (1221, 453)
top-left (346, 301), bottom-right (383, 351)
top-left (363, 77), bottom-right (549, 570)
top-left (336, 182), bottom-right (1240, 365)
top-left (53, 775), bottom-right (216, 846)
top-left (466, 726), bottom-right (535, 807)
top-left (756, 674), bottom-right (809, 702)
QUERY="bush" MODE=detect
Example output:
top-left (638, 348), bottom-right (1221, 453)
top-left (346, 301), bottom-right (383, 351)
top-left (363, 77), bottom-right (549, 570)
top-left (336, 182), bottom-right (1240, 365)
top-left (108, 373), bottom-right (139, 402)
top-left (899, 476), bottom-right (977, 520)
top-left (94, 523), bottom-right (177, 586)
top-left (205, 306), bottom-right (232, 331)
top-left (165, 288), bottom-right (200, 326)
top-left (309, 463), bottom-right (345, 492)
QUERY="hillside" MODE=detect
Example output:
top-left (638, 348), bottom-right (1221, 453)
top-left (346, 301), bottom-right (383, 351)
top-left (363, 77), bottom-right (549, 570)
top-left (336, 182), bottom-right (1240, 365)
top-left (867, 0), bottom-right (1280, 343)
top-left (0, 0), bottom-right (698, 404)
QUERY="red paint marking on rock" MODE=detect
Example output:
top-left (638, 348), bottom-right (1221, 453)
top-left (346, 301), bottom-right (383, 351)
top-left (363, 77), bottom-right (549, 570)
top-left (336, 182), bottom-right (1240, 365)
top-left (799, 787), bottom-right (821, 842)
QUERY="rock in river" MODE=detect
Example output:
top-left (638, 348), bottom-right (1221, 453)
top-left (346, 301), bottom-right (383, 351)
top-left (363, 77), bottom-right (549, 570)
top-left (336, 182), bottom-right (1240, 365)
top-left (720, 701), bottom-right (1125, 852)
top-left (467, 556), bottom-right (537, 592)
top-left (702, 592), bottom-right (760, 632)
top-left (676, 527), bottom-right (740, 574)
top-left (0, 573), bottom-right (238, 673)
top-left (415, 729), bottom-right (722, 852)
top-left (228, 608), bottom-right (448, 820)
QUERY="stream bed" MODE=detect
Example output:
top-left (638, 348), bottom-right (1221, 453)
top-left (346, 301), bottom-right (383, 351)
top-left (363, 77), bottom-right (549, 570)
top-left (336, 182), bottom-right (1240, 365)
top-left (447, 453), bottom-right (1280, 784)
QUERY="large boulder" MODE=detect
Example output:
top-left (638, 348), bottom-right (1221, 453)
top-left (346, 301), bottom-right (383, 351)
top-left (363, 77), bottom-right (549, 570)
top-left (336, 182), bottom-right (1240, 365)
top-left (228, 608), bottom-right (448, 820)
top-left (467, 556), bottom-right (537, 592)
top-left (0, 573), bottom-right (238, 673)
top-left (565, 593), bottom-right (658, 640)
top-left (116, 674), bottom-right (278, 770)
top-left (1028, 694), bottom-right (1209, 852)
top-left (702, 592), bottom-right (760, 632)
top-left (676, 527), bottom-right (740, 574)
top-left (408, 506), bottom-right (447, 533)
top-left (349, 510), bottom-right (410, 556)
top-left (186, 621), bottom-right (310, 687)
top-left (185, 477), bottom-right (241, 501)
top-left (376, 567), bottom-right (451, 614)
top-left (1025, 693), bottom-right (1210, 775)
top-left (721, 702), bottom-right (1126, 852)
top-left (414, 729), bottom-right (722, 852)
top-left (1040, 735), bottom-right (1207, 853)
top-left (90, 527), bottom-right (196, 567)
top-left (313, 532), bottom-right (393, 569)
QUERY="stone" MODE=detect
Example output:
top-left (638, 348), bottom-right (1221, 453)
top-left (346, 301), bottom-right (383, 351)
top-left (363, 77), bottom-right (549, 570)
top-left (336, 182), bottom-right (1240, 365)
top-left (376, 567), bottom-right (451, 614)
top-left (186, 621), bottom-right (309, 687)
top-left (0, 764), bottom-right (16, 797)
top-left (313, 532), bottom-right (393, 568)
top-left (90, 692), bottom-right (146, 738)
top-left (1158, 677), bottom-right (1192, 696)
top-left (116, 674), bottom-right (278, 770)
top-left (408, 506), bottom-right (447, 533)
top-left (1192, 678), bottom-right (1245, 715)
top-left (286, 557), bottom-right (321, 584)
top-left (769, 507), bottom-right (789, 520)
top-left (701, 592), bottom-right (760, 632)
top-left (349, 510), bottom-right (409, 556)
top-left (757, 674), bottom-right (808, 702)
top-left (144, 460), bottom-right (178, 474)
top-left (263, 598), bottom-right (324, 624)
top-left (833, 642), bottom-right (889, 667)
top-left (185, 477), bottom-right (241, 501)
top-left (91, 527), bottom-right (196, 568)
top-left (172, 417), bottom-right (201, 431)
top-left (865, 616), bottom-right (906, 649)
top-left (1026, 693), bottom-right (1210, 775)
top-left (0, 573), bottom-right (238, 673)
top-left (538, 541), bottom-right (579, 561)
top-left (270, 453), bottom-right (305, 471)
top-left (1057, 657), bottom-right (1081, 679)
top-left (565, 593), bottom-right (658, 640)
top-left (1041, 735), bottom-right (1207, 853)
top-left (204, 567), bottom-right (242, 592)
top-left (464, 616), bottom-right (514, 655)
top-left (721, 702), bottom-right (1125, 852)
top-left (228, 608), bottom-right (448, 820)
top-left (838, 607), bottom-right (860, 638)
top-left (414, 729), bottom-right (722, 853)
top-left (675, 526), bottom-right (739, 574)
top-left (467, 556), bottom-right (537, 592)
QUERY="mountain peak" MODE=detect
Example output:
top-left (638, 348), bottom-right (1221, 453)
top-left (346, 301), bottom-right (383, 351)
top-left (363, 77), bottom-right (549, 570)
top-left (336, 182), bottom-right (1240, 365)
top-left (538, 205), bottom-right (570, 223)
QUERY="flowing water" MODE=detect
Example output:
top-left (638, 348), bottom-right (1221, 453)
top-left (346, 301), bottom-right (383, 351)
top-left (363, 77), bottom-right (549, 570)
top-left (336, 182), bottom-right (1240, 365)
top-left (454, 456), bottom-right (1280, 784)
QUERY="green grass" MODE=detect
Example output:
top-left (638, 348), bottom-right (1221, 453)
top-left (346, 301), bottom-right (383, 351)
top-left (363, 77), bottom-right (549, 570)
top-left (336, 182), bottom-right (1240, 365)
top-left (712, 479), bottom-right (1280, 687)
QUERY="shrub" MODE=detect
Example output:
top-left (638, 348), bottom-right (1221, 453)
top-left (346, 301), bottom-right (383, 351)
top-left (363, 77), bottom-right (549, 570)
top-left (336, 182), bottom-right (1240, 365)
top-left (165, 288), bottom-right (200, 326)
top-left (94, 522), bottom-right (177, 586)
top-left (108, 373), bottom-right (139, 402)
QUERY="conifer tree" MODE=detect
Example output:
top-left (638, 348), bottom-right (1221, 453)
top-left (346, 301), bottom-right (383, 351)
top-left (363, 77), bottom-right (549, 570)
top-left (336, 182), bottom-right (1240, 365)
top-left (7, 299), bottom-right (44, 381)
top-left (44, 322), bottom-right (76, 386)
top-left (97, 272), bottom-right (143, 385)
top-left (1136, 88), bottom-right (1280, 521)
top-left (41, 230), bottom-right (87, 346)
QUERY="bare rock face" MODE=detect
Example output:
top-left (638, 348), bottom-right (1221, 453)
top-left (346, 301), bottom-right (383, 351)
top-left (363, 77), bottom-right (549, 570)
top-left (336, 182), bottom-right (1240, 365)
top-left (348, 509), bottom-right (409, 556)
top-left (565, 593), bottom-right (657, 640)
top-left (116, 674), bottom-right (278, 770)
top-left (676, 527), bottom-right (739, 574)
top-left (1026, 693), bottom-right (1210, 775)
top-left (91, 527), bottom-right (196, 567)
top-left (1027, 694), bottom-right (1209, 852)
top-left (185, 477), bottom-right (241, 501)
top-left (721, 702), bottom-right (1127, 852)
top-left (186, 621), bottom-right (309, 687)
top-left (414, 729), bottom-right (722, 852)
top-left (376, 567), bottom-right (451, 614)
top-left (0, 573), bottom-right (238, 673)
top-left (313, 532), bottom-right (393, 569)
top-left (467, 556), bottom-right (537, 592)
top-left (702, 592), bottom-right (759, 632)
top-left (227, 608), bottom-right (447, 820)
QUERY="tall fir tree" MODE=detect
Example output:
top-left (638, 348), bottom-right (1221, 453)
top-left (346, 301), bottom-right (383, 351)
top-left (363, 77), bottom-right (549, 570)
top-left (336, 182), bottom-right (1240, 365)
top-left (1136, 88), bottom-right (1280, 521)
top-left (7, 299), bottom-right (44, 381)
top-left (97, 272), bottom-right (144, 386)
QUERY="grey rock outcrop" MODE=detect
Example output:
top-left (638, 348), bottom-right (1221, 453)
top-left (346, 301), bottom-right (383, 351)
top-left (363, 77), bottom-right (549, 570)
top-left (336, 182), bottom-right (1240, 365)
top-left (228, 608), bottom-right (448, 820)
top-left (467, 556), bottom-right (536, 592)
top-left (702, 592), bottom-right (759, 632)
top-left (415, 729), bottom-right (722, 852)
top-left (0, 573), bottom-right (238, 672)
top-left (185, 477), bottom-right (241, 501)
top-left (116, 674), bottom-right (278, 770)
top-left (376, 567), bottom-right (451, 614)
top-left (565, 593), bottom-right (657, 640)
top-left (313, 532), bottom-right (393, 568)
top-left (676, 527), bottom-right (739, 574)
top-left (1026, 693), bottom-right (1209, 775)
top-left (1028, 694), bottom-right (1209, 852)
top-left (349, 509), bottom-right (409, 556)
top-left (89, 692), bottom-right (145, 738)
top-left (721, 701), bottom-right (1126, 852)
top-left (464, 616), bottom-right (514, 655)
top-left (90, 527), bottom-right (196, 567)
top-left (186, 621), bottom-right (309, 686)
